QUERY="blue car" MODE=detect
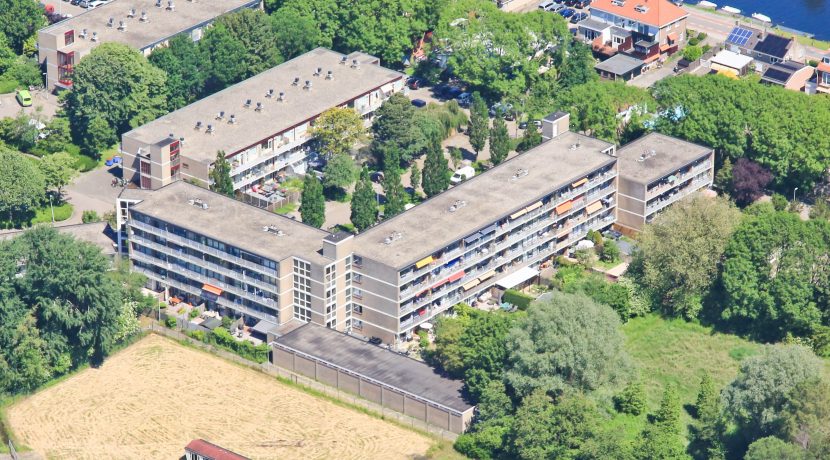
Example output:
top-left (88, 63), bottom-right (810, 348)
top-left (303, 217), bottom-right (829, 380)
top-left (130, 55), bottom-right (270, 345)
top-left (560, 7), bottom-right (575, 18)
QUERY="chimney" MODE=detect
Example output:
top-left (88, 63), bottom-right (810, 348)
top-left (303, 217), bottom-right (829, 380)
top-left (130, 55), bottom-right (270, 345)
top-left (351, 59), bottom-right (360, 69)
top-left (304, 80), bottom-right (312, 90)
top-left (244, 99), bottom-right (251, 108)
top-left (107, 17), bottom-right (114, 27)
top-left (292, 77), bottom-right (300, 86)
top-left (541, 112), bottom-right (570, 142)
top-left (340, 56), bottom-right (348, 64)
top-left (326, 70), bottom-right (333, 80)
top-left (266, 88), bottom-right (274, 98)
top-left (79, 28), bottom-right (88, 38)
top-left (118, 21), bottom-right (126, 31)
top-left (169, 133), bottom-right (175, 138)
top-left (166, 0), bottom-right (175, 11)
top-left (206, 124), bottom-right (214, 134)
top-left (127, 8), bottom-right (135, 17)
top-left (195, 121), bottom-right (202, 130)
top-left (255, 102), bottom-right (263, 111)
top-left (278, 91), bottom-right (285, 101)
top-left (314, 67), bottom-right (322, 76)
top-left (140, 11), bottom-right (148, 22)
top-left (228, 114), bottom-right (237, 124)
top-left (91, 31), bottom-right (98, 41)
top-left (155, 0), bottom-right (162, 7)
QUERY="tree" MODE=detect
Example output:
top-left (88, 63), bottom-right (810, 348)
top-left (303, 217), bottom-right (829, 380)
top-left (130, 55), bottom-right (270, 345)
top-left (558, 40), bottom-right (598, 89)
top-left (517, 122), bottom-right (542, 153)
top-left (0, 146), bottom-right (46, 221)
top-left (0, 32), bottom-right (14, 74)
top-left (460, 311), bottom-right (515, 401)
top-left (270, 9), bottom-right (326, 59)
top-left (714, 157), bottom-right (733, 191)
top-left (469, 92), bottom-right (489, 154)
top-left (770, 193), bottom-right (789, 211)
top-left (410, 162), bottom-right (421, 194)
top-left (489, 117), bottom-right (510, 166)
top-left (81, 210), bottom-right (100, 223)
top-left (731, 158), bottom-right (772, 206)
top-left (209, 151), bottom-right (234, 197)
top-left (722, 344), bottom-right (822, 445)
top-left (214, 9), bottom-right (282, 77)
top-left (0, 0), bottom-right (45, 53)
top-left (614, 380), bottom-right (647, 415)
top-left (36, 116), bottom-right (73, 155)
top-left (694, 373), bottom-right (717, 418)
top-left (0, 111), bottom-right (39, 152)
top-left (39, 152), bottom-right (78, 195)
top-left (600, 239), bottom-right (620, 263)
top-left (311, 107), bottom-right (365, 157)
top-left (148, 35), bottom-right (204, 110)
top-left (682, 45), bottom-right (703, 62)
top-left (66, 44), bottom-right (168, 154)
top-left (322, 154), bottom-right (358, 190)
top-left (382, 167), bottom-right (406, 219)
top-left (630, 194), bottom-right (741, 319)
top-left (198, 22), bottom-right (249, 92)
top-left (299, 173), bottom-right (325, 228)
top-left (504, 291), bottom-right (631, 398)
top-left (422, 139), bottom-right (450, 198)
top-left (689, 374), bottom-right (726, 460)
top-left (449, 146), bottom-right (463, 170)
top-left (371, 93), bottom-right (419, 167)
top-left (635, 385), bottom-right (687, 460)
top-left (780, 378), bottom-right (830, 455)
top-left (350, 167), bottom-right (377, 232)
top-left (454, 380), bottom-right (514, 459)
top-left (744, 437), bottom-right (805, 460)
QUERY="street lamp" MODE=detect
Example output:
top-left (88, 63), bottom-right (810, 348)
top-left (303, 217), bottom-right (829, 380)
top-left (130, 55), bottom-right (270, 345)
top-left (793, 187), bottom-right (798, 203)
top-left (48, 194), bottom-right (55, 225)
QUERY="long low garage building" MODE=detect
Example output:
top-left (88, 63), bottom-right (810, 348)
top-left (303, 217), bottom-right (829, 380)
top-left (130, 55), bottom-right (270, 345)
top-left (272, 324), bottom-right (475, 433)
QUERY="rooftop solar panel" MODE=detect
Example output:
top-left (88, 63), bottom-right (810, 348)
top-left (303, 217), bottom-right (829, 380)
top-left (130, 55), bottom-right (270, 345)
top-left (727, 27), bottom-right (754, 46)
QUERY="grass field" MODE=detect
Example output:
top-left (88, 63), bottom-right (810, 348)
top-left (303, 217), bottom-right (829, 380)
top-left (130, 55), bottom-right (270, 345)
top-left (5, 334), bottom-right (434, 460)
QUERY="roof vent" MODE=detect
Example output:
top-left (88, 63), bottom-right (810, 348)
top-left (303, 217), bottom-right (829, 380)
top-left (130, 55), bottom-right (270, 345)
top-left (262, 225), bottom-right (285, 236)
top-left (216, 111), bottom-right (224, 120)
top-left (569, 142), bottom-right (581, 150)
top-left (244, 99), bottom-right (251, 108)
top-left (79, 28), bottom-right (88, 38)
top-left (634, 4), bottom-right (649, 13)
top-left (188, 198), bottom-right (209, 210)
top-left (448, 200), bottom-right (467, 212)
top-left (118, 21), bottom-right (127, 31)
top-left (340, 56), bottom-right (348, 64)
top-left (179, 136), bottom-right (185, 144)
top-left (383, 231), bottom-right (403, 245)
top-left (326, 70), bottom-right (334, 80)
top-left (292, 77), bottom-right (300, 86)
top-left (140, 11), bottom-right (148, 22)
top-left (278, 91), bottom-right (285, 101)
top-left (107, 17), bottom-right (114, 27)
top-left (510, 168), bottom-right (529, 181)
top-left (313, 67), bottom-right (322, 76)
top-left (351, 59), bottom-right (360, 69)
top-left (265, 88), bottom-right (274, 98)
top-left (91, 31), bottom-right (98, 41)
top-left (637, 149), bottom-right (657, 162)
top-left (206, 124), bottom-right (214, 134)
top-left (255, 102), bottom-right (263, 111)
top-left (127, 8), bottom-right (136, 18)
top-left (166, 0), bottom-right (175, 11)
top-left (228, 114), bottom-right (237, 124)
top-left (155, 0), bottom-right (162, 7)
top-left (195, 121), bottom-right (202, 130)
top-left (169, 133), bottom-right (175, 138)
top-left (303, 80), bottom-right (312, 90)
top-left (611, 0), bottom-right (626, 5)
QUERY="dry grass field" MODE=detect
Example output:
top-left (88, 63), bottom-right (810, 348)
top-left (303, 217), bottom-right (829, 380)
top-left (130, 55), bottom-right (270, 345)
top-left (6, 334), bottom-right (434, 460)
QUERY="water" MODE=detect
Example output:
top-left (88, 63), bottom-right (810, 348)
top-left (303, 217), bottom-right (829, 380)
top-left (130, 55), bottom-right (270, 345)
top-left (692, 0), bottom-right (830, 40)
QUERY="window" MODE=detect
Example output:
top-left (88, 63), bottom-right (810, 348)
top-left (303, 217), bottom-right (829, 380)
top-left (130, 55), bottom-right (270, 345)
top-left (140, 161), bottom-right (151, 174)
top-left (353, 255), bottom-right (363, 267)
top-left (140, 176), bottom-right (151, 189)
top-left (353, 273), bottom-right (362, 284)
top-left (64, 30), bottom-right (74, 46)
top-left (352, 288), bottom-right (363, 299)
top-left (353, 304), bottom-right (363, 315)
top-left (170, 164), bottom-right (180, 178)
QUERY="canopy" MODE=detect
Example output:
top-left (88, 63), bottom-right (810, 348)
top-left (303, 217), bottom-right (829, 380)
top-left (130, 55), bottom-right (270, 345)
top-left (448, 271), bottom-right (466, 283)
top-left (480, 223), bottom-right (498, 235)
top-left (496, 266), bottom-right (539, 290)
top-left (571, 177), bottom-right (588, 188)
top-left (420, 322), bottom-right (433, 330)
top-left (510, 208), bottom-right (528, 219)
top-left (555, 200), bottom-right (574, 215)
top-left (415, 255), bottom-right (434, 269)
top-left (463, 233), bottom-right (481, 245)
top-left (202, 284), bottom-right (223, 296)
top-left (478, 270), bottom-right (496, 281)
top-left (463, 279), bottom-right (481, 291)
top-left (525, 201), bottom-right (543, 212)
top-left (586, 201), bottom-right (603, 214)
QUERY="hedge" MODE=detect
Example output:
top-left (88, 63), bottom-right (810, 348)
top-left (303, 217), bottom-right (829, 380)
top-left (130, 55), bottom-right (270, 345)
top-left (503, 289), bottom-right (535, 310)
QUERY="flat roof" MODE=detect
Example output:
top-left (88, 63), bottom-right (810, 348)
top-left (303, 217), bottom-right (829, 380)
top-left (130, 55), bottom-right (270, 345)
top-left (578, 18), bottom-right (611, 31)
top-left (130, 181), bottom-right (329, 264)
top-left (617, 132), bottom-right (712, 184)
top-left (39, 0), bottom-right (258, 55)
top-left (354, 131), bottom-right (615, 269)
top-left (595, 53), bottom-right (645, 75)
top-left (124, 48), bottom-right (405, 164)
top-left (590, 0), bottom-right (687, 27)
top-left (275, 324), bottom-right (474, 414)
top-left (711, 50), bottom-right (754, 69)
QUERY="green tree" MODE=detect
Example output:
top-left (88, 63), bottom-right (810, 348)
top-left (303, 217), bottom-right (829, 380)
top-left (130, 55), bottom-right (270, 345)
top-left (410, 162), bottom-right (421, 194)
top-left (350, 167), bottom-right (377, 232)
top-left (714, 157), bottom-right (733, 191)
top-left (694, 373), bottom-right (717, 418)
top-left (209, 151), bottom-right (234, 197)
top-left (460, 311), bottom-right (515, 401)
top-left (2, 314), bottom-right (51, 393)
top-left (382, 167), bottom-right (406, 219)
top-left (558, 40), bottom-right (598, 88)
top-left (148, 35), bottom-right (204, 109)
top-left (635, 385), bottom-right (687, 460)
top-left (214, 9), bottom-right (282, 77)
top-left (0, 146), bottom-right (46, 222)
top-left (81, 210), bottom-right (100, 223)
top-left (489, 116), bottom-right (510, 165)
top-left (198, 22), bottom-right (248, 92)
top-left (270, 9), bottom-right (327, 59)
top-left (504, 291), bottom-right (631, 397)
top-left (614, 380), bottom-right (647, 415)
top-left (39, 152), bottom-right (78, 195)
top-left (555, 80), bottom-right (654, 142)
top-left (722, 344), bottom-right (823, 445)
top-left (601, 239), bottom-right (621, 263)
top-left (36, 116), bottom-right (74, 155)
top-left (311, 107), bottom-right (365, 157)
top-left (299, 173), bottom-right (325, 227)
top-left (781, 378), bottom-right (830, 455)
top-left (449, 146), bottom-right (463, 170)
top-left (771, 193), bottom-right (789, 211)
top-left (469, 92), bottom-right (489, 154)
top-left (510, 389), bottom-right (558, 460)
top-left (744, 437), bottom-right (805, 460)
top-left (631, 194), bottom-right (741, 319)
top-left (0, 0), bottom-right (45, 53)
top-left (517, 122), bottom-right (542, 152)
top-left (422, 139), bottom-right (450, 198)
top-left (67, 44), bottom-right (168, 154)
top-left (0, 25), bottom-right (16, 74)
top-left (371, 93), bottom-right (419, 167)
top-left (322, 153), bottom-right (358, 190)
top-left (682, 45), bottom-right (703, 62)
top-left (0, 111), bottom-right (39, 152)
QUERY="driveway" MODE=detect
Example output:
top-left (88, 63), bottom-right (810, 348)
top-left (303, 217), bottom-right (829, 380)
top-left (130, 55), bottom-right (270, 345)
top-left (0, 89), bottom-right (60, 120)
top-left (60, 165), bottom-right (125, 225)
top-left (628, 65), bottom-right (677, 88)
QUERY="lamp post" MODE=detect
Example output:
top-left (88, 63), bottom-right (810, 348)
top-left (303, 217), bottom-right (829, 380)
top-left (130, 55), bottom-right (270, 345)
top-left (793, 187), bottom-right (798, 203)
top-left (48, 194), bottom-right (55, 225)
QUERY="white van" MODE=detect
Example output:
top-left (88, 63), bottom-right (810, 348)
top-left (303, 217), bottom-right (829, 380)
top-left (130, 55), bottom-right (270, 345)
top-left (450, 166), bottom-right (476, 185)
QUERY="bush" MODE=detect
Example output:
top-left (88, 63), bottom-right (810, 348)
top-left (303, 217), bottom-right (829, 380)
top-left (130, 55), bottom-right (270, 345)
top-left (207, 327), bottom-right (269, 363)
top-left (221, 315), bottom-right (233, 329)
top-left (188, 308), bottom-right (200, 319)
top-left (696, 32), bottom-right (707, 41)
top-left (503, 289), bottom-right (534, 310)
top-left (600, 240), bottom-right (621, 263)
top-left (688, 37), bottom-right (700, 46)
top-left (614, 380), bottom-right (647, 415)
top-left (186, 330), bottom-right (205, 341)
top-left (417, 329), bottom-right (429, 349)
top-left (683, 45), bottom-right (703, 62)
top-left (770, 193), bottom-right (788, 211)
top-left (81, 210), bottom-right (101, 223)
top-left (165, 317), bottom-right (177, 328)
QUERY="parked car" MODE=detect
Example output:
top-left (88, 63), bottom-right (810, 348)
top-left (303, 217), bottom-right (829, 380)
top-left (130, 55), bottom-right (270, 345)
top-left (519, 121), bottom-right (528, 130)
top-left (456, 92), bottom-right (472, 107)
top-left (560, 8), bottom-right (576, 18)
top-left (489, 102), bottom-right (513, 118)
top-left (603, 229), bottom-right (623, 240)
top-left (411, 98), bottom-right (427, 108)
top-left (368, 337), bottom-right (383, 345)
top-left (444, 86), bottom-right (463, 100)
top-left (15, 90), bottom-right (32, 107)
top-left (450, 166), bottom-right (476, 185)
top-left (574, 0), bottom-right (592, 8)
top-left (563, 0), bottom-right (578, 6)
top-left (538, 0), bottom-right (555, 8)
top-left (406, 77), bottom-right (423, 89)
top-left (571, 11), bottom-right (588, 23)
top-left (548, 3), bottom-right (565, 12)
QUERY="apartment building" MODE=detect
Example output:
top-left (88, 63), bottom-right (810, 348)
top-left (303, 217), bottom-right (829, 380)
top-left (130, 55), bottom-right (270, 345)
top-left (818, 54), bottom-right (830, 95)
top-left (120, 48), bottom-right (406, 202)
top-left (121, 113), bottom-right (619, 343)
top-left (37, 0), bottom-right (261, 91)
top-left (588, 0), bottom-right (687, 61)
top-left (615, 133), bottom-right (714, 233)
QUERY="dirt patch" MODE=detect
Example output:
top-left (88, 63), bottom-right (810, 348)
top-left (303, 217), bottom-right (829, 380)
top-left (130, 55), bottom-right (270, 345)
top-left (6, 334), bottom-right (433, 460)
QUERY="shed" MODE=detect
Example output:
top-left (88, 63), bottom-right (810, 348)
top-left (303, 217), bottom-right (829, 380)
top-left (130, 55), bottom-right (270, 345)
top-left (595, 54), bottom-right (645, 81)
top-left (710, 50), bottom-right (754, 76)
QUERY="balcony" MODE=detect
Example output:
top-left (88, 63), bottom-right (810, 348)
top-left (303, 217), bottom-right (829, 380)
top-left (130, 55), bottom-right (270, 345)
top-left (646, 176), bottom-right (712, 215)
top-left (646, 161), bottom-right (712, 199)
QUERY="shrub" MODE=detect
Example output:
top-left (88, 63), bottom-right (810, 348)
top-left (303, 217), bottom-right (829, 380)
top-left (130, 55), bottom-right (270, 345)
top-left (165, 317), bottom-right (177, 328)
top-left (81, 210), bottom-right (101, 223)
top-left (188, 308), bottom-right (200, 319)
top-left (682, 45), bottom-right (703, 62)
top-left (187, 330), bottom-right (205, 342)
top-left (600, 240), bottom-right (621, 263)
top-left (696, 32), bottom-right (707, 41)
top-left (770, 193), bottom-right (788, 211)
top-left (502, 289), bottom-right (534, 310)
top-left (417, 329), bottom-right (429, 349)
top-left (221, 315), bottom-right (233, 329)
top-left (207, 327), bottom-right (269, 363)
top-left (688, 37), bottom-right (700, 46)
top-left (614, 380), bottom-right (647, 415)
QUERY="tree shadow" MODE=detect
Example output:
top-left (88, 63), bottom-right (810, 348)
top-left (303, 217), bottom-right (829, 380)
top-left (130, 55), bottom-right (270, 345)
top-left (323, 186), bottom-right (349, 203)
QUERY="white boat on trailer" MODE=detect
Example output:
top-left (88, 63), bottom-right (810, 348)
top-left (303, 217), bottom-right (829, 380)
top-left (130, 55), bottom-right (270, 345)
top-left (697, 0), bottom-right (717, 8)
top-left (721, 5), bottom-right (741, 14)
top-left (751, 12), bottom-right (772, 23)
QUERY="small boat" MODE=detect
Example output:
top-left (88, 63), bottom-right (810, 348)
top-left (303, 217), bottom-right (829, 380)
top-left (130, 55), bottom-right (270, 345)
top-left (721, 5), bottom-right (741, 14)
top-left (698, 0), bottom-right (717, 8)
top-left (752, 12), bottom-right (772, 23)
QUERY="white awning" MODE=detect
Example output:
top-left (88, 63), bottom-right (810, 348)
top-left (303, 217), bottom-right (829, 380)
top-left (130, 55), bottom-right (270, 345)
top-left (496, 266), bottom-right (539, 290)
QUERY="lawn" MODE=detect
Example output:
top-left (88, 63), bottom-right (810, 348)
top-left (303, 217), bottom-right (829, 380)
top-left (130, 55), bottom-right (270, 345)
top-left (0, 203), bottom-right (73, 229)
top-left (274, 202), bottom-right (297, 215)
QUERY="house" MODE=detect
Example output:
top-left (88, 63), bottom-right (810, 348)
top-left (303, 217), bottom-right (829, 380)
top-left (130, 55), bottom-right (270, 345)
top-left (709, 49), bottom-right (754, 76)
top-left (760, 61), bottom-right (815, 92)
top-left (184, 439), bottom-right (249, 460)
top-left (594, 53), bottom-right (646, 81)
top-left (37, 0), bottom-right (261, 91)
top-left (816, 53), bottom-right (830, 94)
top-left (724, 25), bottom-right (763, 56)
top-left (588, 0), bottom-right (688, 62)
top-left (752, 32), bottom-right (800, 67)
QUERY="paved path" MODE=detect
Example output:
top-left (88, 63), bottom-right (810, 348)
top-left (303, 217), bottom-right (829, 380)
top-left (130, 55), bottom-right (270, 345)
top-left (61, 165), bottom-right (124, 225)
top-left (0, 90), bottom-right (59, 121)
